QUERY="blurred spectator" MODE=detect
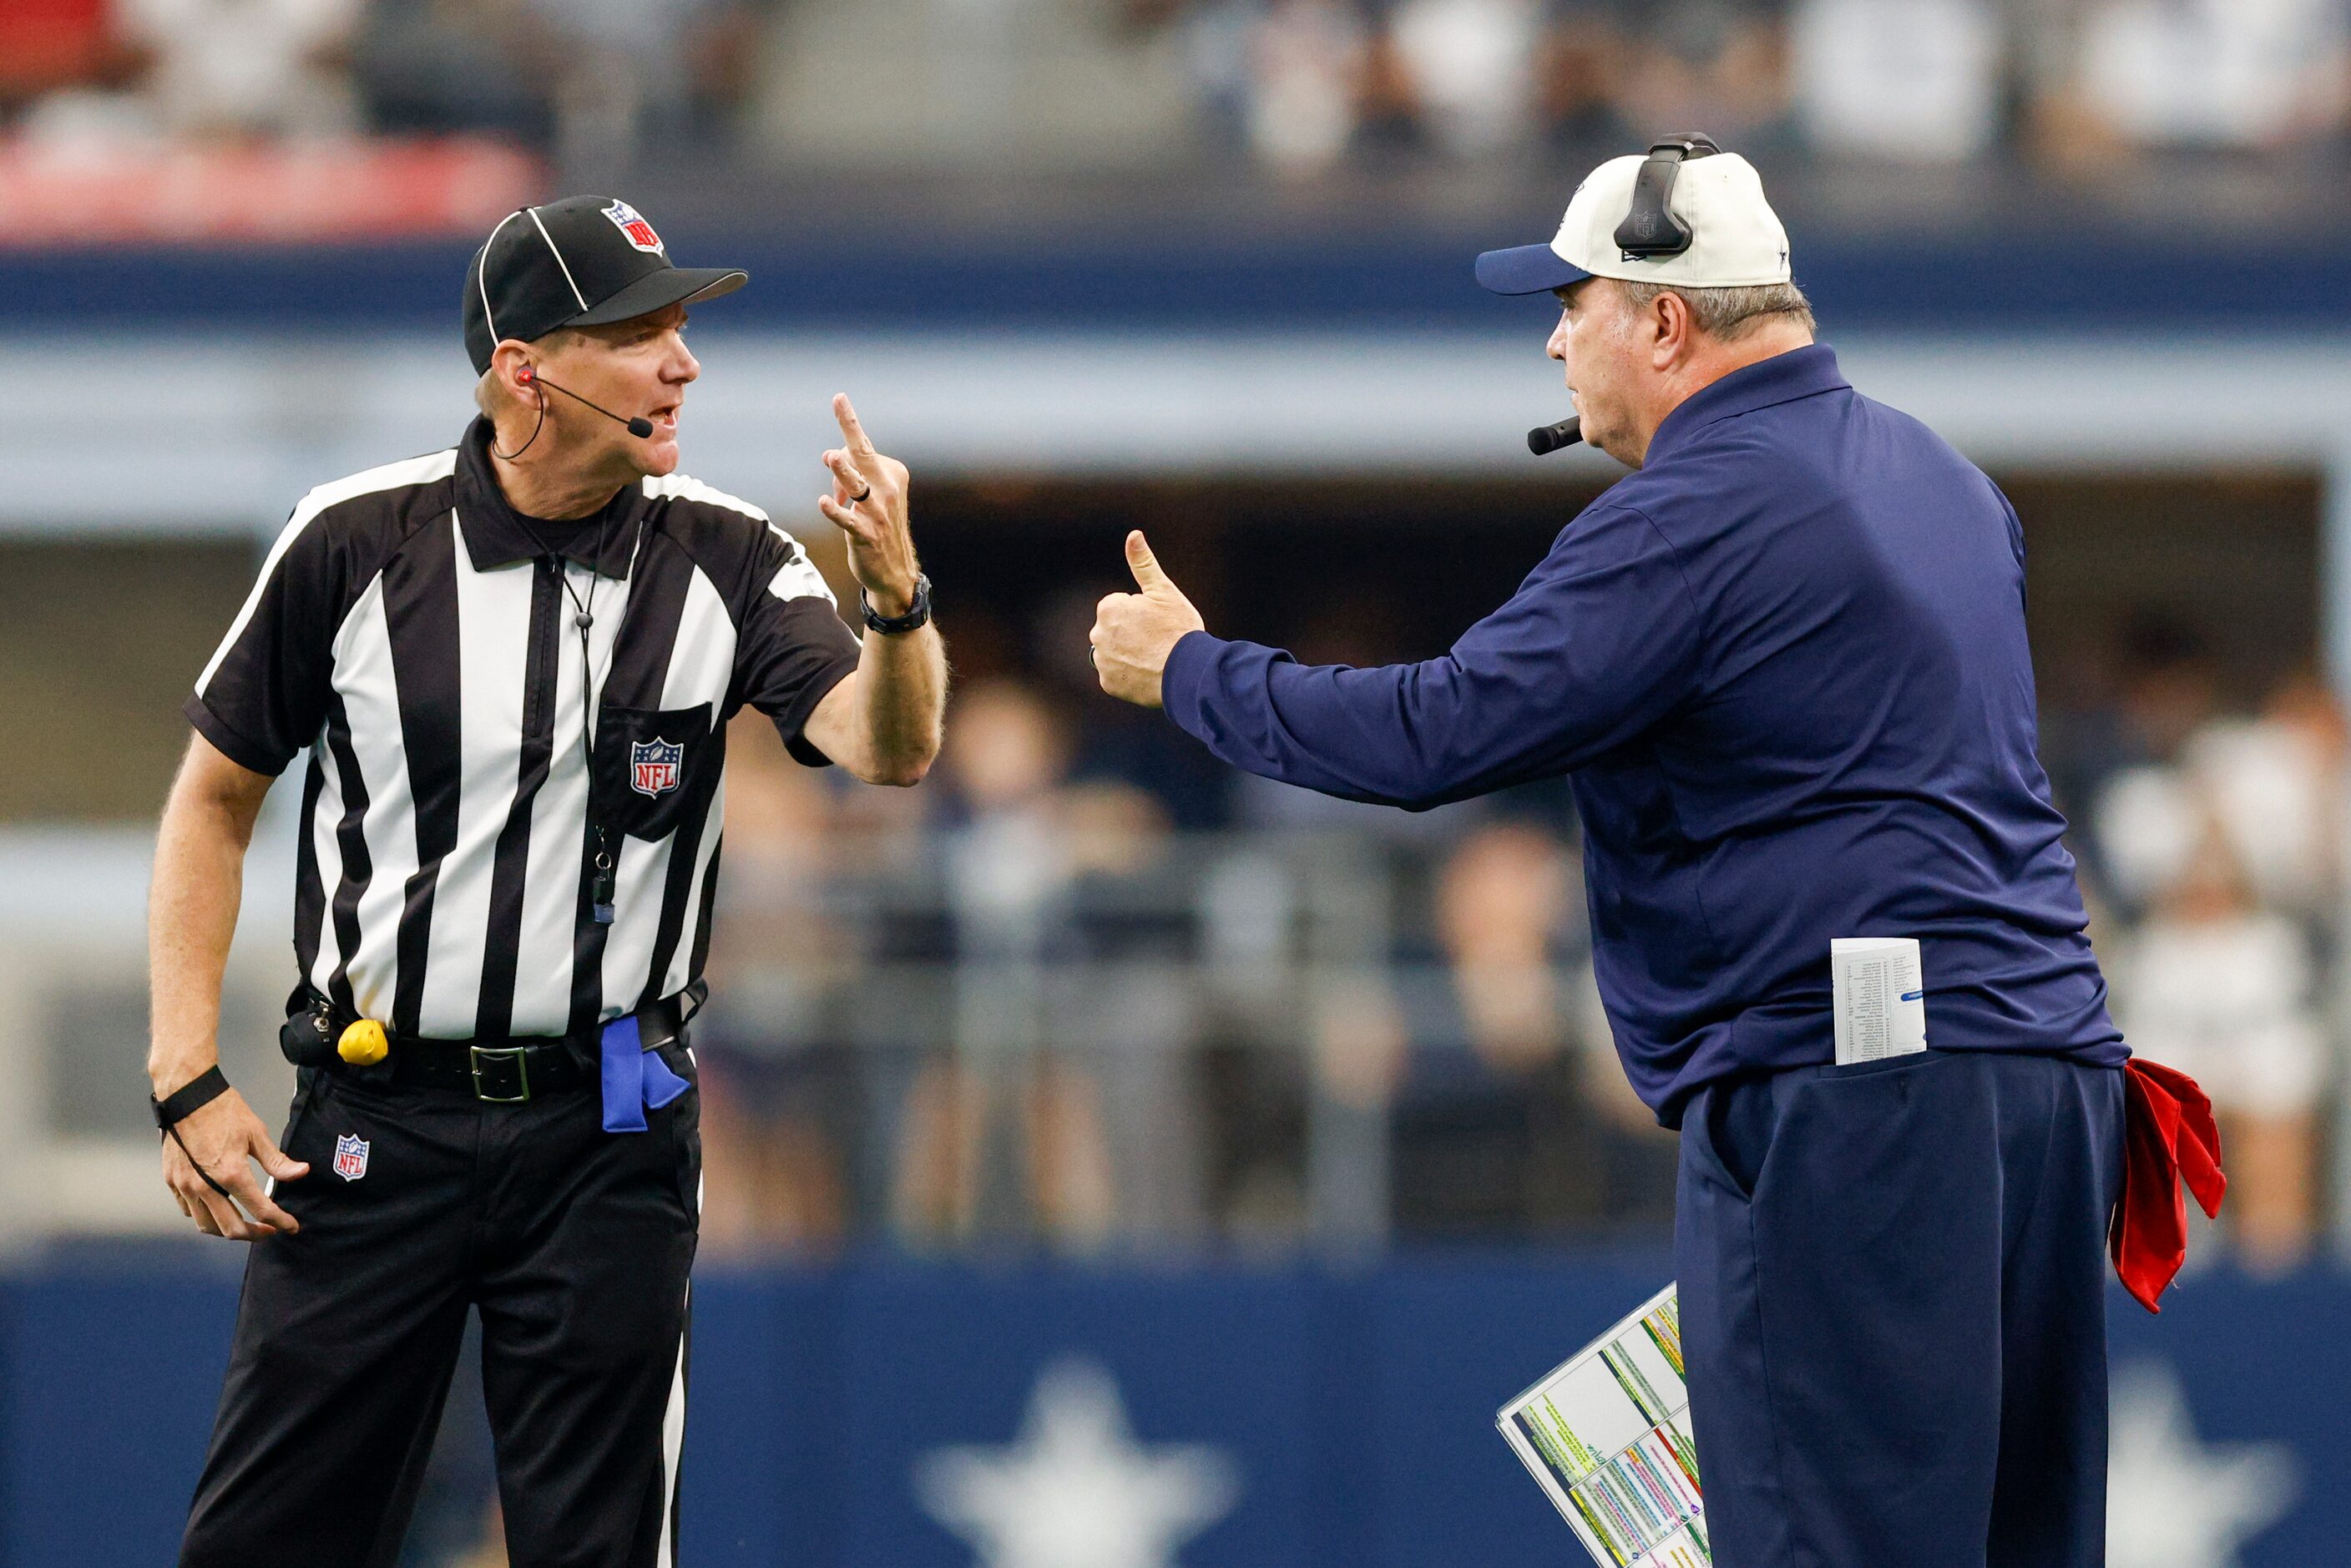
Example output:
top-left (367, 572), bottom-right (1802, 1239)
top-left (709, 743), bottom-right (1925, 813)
top-left (892, 679), bottom-right (1170, 1252)
top-left (351, 0), bottom-right (555, 143)
top-left (1608, 0), bottom-right (1792, 152)
top-left (24, 0), bottom-right (361, 141)
top-left (2075, 0), bottom-right (2349, 151)
top-left (2189, 668), bottom-right (2348, 919)
top-left (1387, 0), bottom-right (1541, 155)
top-left (1532, 5), bottom-right (1627, 148)
top-left (2089, 616), bottom-right (2223, 913)
top-left (2116, 814), bottom-right (2324, 1273)
top-left (1439, 818), bottom-right (1572, 1073)
top-left (0, 0), bottom-right (135, 115)
top-left (2021, 0), bottom-right (2351, 166)
top-left (1034, 582), bottom-right (1235, 830)
top-left (1790, 0), bottom-right (2000, 161)
top-left (1241, 0), bottom-right (1369, 172)
top-left (695, 715), bottom-right (862, 1256)
top-left (522, 0), bottom-right (770, 161)
top-left (1388, 818), bottom-right (1675, 1237)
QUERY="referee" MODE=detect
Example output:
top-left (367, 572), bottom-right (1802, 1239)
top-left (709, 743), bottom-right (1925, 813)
top-left (1093, 142), bottom-right (2219, 1565)
top-left (147, 195), bottom-right (945, 1567)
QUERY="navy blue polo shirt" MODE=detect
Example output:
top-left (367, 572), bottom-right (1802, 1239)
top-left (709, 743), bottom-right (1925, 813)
top-left (1160, 344), bottom-right (2126, 1126)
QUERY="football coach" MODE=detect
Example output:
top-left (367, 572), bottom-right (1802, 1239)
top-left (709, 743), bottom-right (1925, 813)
top-left (147, 195), bottom-right (944, 1566)
top-left (1093, 139), bottom-right (2221, 1566)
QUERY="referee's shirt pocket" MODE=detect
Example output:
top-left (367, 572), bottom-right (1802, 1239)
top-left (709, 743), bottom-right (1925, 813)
top-left (594, 701), bottom-right (717, 842)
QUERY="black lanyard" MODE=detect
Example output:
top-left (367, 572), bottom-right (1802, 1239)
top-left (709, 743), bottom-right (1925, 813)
top-left (511, 503), bottom-right (640, 926)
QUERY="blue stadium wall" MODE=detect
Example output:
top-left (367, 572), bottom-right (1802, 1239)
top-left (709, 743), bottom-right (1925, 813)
top-left (3, 1254), bottom-right (2345, 1566)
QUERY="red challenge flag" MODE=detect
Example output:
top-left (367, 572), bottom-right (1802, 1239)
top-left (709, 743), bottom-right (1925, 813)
top-left (2110, 1059), bottom-right (2227, 1313)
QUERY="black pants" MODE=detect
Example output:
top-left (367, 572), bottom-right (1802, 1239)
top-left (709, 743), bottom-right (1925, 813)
top-left (180, 1047), bottom-right (700, 1568)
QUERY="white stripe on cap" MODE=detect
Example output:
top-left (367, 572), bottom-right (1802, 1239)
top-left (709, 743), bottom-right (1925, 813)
top-left (526, 205), bottom-right (591, 313)
top-left (476, 209), bottom-right (527, 343)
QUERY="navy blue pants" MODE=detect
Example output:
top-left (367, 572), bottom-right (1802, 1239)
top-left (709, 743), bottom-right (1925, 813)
top-left (1676, 1049), bottom-right (2125, 1568)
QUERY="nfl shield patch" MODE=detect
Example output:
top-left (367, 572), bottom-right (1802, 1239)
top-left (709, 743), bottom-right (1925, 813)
top-left (333, 1133), bottom-right (370, 1182)
top-left (602, 200), bottom-right (665, 255)
top-left (630, 737), bottom-right (683, 797)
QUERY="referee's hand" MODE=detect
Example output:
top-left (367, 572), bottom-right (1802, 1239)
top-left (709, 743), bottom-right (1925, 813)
top-left (816, 393), bottom-right (921, 616)
top-left (1091, 531), bottom-right (1205, 708)
top-left (161, 1090), bottom-right (308, 1241)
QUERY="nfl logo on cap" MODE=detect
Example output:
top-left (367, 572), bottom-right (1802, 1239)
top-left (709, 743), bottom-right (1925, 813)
top-left (603, 200), bottom-right (664, 255)
top-left (333, 1133), bottom-right (370, 1182)
top-left (630, 737), bottom-right (683, 797)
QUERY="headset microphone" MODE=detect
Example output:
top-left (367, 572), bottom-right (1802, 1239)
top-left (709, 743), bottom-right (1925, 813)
top-left (518, 365), bottom-right (655, 438)
top-left (1527, 417), bottom-right (1582, 456)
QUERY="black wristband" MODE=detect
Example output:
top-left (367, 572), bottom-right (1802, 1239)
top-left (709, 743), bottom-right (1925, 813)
top-left (152, 1065), bottom-right (230, 1130)
top-left (862, 574), bottom-right (932, 635)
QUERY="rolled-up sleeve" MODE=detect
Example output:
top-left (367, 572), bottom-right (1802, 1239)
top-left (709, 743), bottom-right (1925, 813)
top-left (1159, 503), bottom-right (1703, 809)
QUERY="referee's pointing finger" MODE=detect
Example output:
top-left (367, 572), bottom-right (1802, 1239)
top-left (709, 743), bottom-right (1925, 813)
top-left (832, 392), bottom-right (875, 454)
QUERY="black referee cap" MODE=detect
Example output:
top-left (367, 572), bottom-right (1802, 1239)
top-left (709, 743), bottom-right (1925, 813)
top-left (463, 196), bottom-right (748, 374)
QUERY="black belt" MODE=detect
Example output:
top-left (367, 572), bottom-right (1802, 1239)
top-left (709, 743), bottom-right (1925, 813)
top-left (387, 1037), bottom-right (592, 1101)
top-left (281, 986), bottom-right (700, 1104)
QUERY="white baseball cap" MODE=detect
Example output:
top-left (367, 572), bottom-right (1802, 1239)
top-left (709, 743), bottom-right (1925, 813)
top-left (1475, 138), bottom-right (1792, 296)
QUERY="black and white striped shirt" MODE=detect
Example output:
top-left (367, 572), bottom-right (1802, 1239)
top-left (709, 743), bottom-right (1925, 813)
top-left (189, 417), bottom-right (861, 1041)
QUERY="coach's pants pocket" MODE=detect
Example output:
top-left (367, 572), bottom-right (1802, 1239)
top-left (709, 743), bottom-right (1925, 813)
top-left (1681, 1075), bottom-right (1780, 1203)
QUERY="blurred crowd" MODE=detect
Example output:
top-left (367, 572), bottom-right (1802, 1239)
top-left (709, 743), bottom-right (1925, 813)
top-left (0, 0), bottom-right (766, 164)
top-left (690, 671), bottom-right (1676, 1259)
top-left (1, 0), bottom-right (2345, 175)
top-left (2046, 619), bottom-right (2348, 1276)
top-left (652, 591), bottom-right (2347, 1272)
top-left (1165, 0), bottom-right (2351, 172)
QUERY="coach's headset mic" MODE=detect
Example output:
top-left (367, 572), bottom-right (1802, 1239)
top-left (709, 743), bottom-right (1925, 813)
top-left (518, 364), bottom-right (655, 438)
top-left (1528, 417), bottom-right (1582, 456)
top-left (1526, 133), bottom-right (1719, 459)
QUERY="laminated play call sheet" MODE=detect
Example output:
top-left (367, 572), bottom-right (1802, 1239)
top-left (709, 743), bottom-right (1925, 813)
top-left (1495, 1284), bottom-right (1708, 1567)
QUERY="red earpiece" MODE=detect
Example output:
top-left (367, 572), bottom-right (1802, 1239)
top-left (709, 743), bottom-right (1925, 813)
top-left (518, 364), bottom-right (535, 385)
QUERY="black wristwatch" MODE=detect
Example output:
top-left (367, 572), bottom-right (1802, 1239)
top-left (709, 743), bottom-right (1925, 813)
top-left (862, 573), bottom-right (933, 635)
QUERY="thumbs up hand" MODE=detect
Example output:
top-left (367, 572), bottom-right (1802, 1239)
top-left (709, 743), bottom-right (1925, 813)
top-left (1090, 531), bottom-right (1207, 709)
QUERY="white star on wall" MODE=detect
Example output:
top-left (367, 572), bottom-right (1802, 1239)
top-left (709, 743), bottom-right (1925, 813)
top-left (2107, 1362), bottom-right (2298, 1568)
top-left (916, 1356), bottom-right (1242, 1568)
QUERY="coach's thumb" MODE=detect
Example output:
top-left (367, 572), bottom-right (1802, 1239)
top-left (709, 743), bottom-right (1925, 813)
top-left (1127, 531), bottom-right (1175, 596)
top-left (262, 1143), bottom-right (309, 1181)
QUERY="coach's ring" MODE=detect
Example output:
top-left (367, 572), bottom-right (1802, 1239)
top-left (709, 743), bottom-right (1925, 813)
top-left (848, 485), bottom-right (872, 504)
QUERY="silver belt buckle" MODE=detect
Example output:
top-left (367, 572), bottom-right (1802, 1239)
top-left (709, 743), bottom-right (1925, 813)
top-left (469, 1044), bottom-right (531, 1103)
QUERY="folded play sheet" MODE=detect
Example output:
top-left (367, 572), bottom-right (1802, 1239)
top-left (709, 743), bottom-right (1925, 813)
top-left (1495, 1284), bottom-right (1708, 1567)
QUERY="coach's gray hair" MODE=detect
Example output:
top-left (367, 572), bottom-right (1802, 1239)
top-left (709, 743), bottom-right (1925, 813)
top-left (1617, 279), bottom-right (1815, 341)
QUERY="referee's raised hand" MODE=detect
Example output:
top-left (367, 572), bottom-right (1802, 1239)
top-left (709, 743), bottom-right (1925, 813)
top-left (162, 1090), bottom-right (307, 1241)
top-left (816, 393), bottom-right (921, 617)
